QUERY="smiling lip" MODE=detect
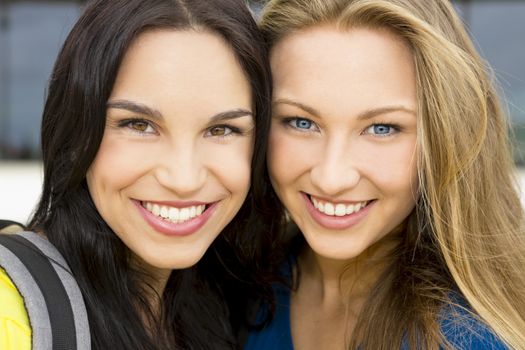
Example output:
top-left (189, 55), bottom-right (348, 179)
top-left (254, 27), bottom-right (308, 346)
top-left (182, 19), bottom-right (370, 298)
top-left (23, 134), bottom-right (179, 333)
top-left (134, 200), bottom-right (218, 237)
top-left (302, 192), bottom-right (374, 230)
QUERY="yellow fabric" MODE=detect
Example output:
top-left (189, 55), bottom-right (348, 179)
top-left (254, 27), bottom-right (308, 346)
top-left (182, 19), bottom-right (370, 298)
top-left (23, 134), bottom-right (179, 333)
top-left (0, 267), bottom-right (31, 350)
top-left (0, 225), bottom-right (24, 234)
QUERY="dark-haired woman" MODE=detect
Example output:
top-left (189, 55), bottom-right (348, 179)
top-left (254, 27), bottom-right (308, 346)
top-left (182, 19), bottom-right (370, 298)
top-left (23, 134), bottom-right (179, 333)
top-left (0, 0), bottom-right (276, 349)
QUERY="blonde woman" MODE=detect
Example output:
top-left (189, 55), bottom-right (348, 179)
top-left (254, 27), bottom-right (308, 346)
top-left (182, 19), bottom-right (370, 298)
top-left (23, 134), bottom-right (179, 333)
top-left (245, 0), bottom-right (525, 349)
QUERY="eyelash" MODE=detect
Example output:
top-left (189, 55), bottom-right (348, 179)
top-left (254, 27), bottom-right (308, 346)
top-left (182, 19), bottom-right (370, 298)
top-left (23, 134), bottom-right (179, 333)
top-left (118, 118), bottom-right (157, 135)
top-left (281, 117), bottom-right (319, 132)
top-left (204, 124), bottom-right (243, 139)
top-left (362, 123), bottom-right (401, 137)
top-left (117, 118), bottom-right (245, 139)
top-left (281, 116), bottom-right (401, 137)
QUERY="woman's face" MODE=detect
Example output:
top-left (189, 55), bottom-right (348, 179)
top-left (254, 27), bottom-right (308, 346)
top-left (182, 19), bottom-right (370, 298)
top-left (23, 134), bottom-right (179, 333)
top-left (268, 26), bottom-right (418, 261)
top-left (87, 30), bottom-right (253, 271)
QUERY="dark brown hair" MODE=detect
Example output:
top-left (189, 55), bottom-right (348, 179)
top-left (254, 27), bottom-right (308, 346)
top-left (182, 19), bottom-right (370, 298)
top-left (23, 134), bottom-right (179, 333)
top-left (29, 0), bottom-right (280, 348)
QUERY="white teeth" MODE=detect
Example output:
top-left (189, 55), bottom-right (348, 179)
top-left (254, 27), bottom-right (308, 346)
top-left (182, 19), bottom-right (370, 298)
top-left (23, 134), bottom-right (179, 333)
top-left (335, 204), bottom-right (346, 216)
top-left (142, 202), bottom-right (207, 224)
top-left (324, 203), bottom-right (335, 215)
top-left (196, 205), bottom-right (204, 215)
top-left (180, 208), bottom-right (190, 221)
top-left (152, 204), bottom-right (160, 216)
top-left (311, 196), bottom-right (368, 217)
top-left (168, 207), bottom-right (179, 222)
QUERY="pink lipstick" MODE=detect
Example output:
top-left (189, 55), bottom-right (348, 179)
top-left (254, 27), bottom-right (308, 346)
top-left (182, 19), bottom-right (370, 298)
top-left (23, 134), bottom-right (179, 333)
top-left (302, 192), bottom-right (374, 230)
top-left (134, 200), bottom-right (218, 237)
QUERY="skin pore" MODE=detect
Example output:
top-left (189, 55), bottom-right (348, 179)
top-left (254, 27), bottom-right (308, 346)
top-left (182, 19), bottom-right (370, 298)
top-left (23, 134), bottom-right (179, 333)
top-left (268, 25), bottom-right (418, 349)
top-left (87, 29), bottom-right (254, 297)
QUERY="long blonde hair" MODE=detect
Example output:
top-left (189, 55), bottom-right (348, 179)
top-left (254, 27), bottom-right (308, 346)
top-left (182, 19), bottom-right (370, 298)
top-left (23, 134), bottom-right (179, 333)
top-left (260, 0), bottom-right (525, 349)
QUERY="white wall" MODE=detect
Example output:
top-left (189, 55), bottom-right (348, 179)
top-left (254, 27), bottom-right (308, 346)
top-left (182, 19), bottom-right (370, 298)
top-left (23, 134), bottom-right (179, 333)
top-left (1, 162), bottom-right (525, 225)
top-left (0, 162), bottom-right (43, 223)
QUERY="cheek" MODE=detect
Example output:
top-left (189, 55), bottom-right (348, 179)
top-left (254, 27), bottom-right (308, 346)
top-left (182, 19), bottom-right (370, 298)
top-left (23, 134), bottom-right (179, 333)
top-left (267, 127), bottom-right (319, 189)
top-left (87, 141), bottom-right (118, 199)
top-left (267, 130), bottom-right (293, 190)
top-left (87, 136), bottom-right (153, 204)
top-left (366, 141), bottom-right (418, 206)
top-left (204, 138), bottom-right (253, 194)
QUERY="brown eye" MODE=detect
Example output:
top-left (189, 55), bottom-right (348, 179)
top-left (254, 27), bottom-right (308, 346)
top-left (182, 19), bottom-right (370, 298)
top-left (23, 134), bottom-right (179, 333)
top-left (205, 124), bottom-right (239, 138)
top-left (117, 118), bottom-right (156, 134)
top-left (209, 126), bottom-right (227, 136)
top-left (131, 121), bottom-right (150, 132)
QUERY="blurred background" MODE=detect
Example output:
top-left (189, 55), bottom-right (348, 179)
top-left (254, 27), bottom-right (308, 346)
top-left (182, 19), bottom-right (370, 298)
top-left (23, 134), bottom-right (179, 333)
top-left (0, 0), bottom-right (524, 223)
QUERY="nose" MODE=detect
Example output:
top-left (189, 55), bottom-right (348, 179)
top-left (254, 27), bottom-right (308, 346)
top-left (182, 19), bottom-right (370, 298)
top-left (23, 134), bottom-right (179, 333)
top-left (155, 143), bottom-right (207, 197)
top-left (310, 137), bottom-right (360, 196)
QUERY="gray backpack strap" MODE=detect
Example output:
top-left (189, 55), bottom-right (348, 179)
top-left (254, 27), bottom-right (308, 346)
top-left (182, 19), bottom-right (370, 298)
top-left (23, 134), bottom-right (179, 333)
top-left (0, 232), bottom-right (91, 350)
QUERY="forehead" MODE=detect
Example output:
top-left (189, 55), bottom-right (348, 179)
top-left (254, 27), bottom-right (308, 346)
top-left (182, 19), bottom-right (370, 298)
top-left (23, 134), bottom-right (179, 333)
top-left (270, 25), bottom-right (416, 116)
top-left (110, 29), bottom-right (252, 115)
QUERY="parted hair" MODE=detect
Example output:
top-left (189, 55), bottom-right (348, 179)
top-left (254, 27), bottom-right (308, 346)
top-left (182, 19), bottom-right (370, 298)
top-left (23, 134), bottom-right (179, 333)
top-left (29, 0), bottom-right (277, 349)
top-left (260, 0), bottom-right (525, 349)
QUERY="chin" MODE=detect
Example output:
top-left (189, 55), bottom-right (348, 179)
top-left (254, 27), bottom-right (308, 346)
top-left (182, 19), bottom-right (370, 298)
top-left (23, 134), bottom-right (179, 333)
top-left (155, 255), bottom-right (205, 270)
top-left (134, 247), bottom-right (207, 272)
top-left (313, 246), bottom-right (365, 261)
top-left (305, 234), bottom-right (370, 261)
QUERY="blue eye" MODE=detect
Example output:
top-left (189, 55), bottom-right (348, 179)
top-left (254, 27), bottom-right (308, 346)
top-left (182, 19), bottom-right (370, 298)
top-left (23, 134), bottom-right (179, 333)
top-left (374, 125), bottom-right (391, 134)
top-left (365, 124), bottom-right (397, 137)
top-left (285, 117), bottom-right (318, 131)
top-left (296, 119), bottom-right (312, 129)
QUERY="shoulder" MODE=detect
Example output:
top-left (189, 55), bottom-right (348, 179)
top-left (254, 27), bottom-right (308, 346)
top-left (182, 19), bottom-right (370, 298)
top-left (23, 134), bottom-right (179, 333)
top-left (243, 288), bottom-right (293, 350)
top-left (439, 301), bottom-right (508, 349)
top-left (0, 220), bottom-right (25, 234)
top-left (243, 255), bottom-right (295, 350)
top-left (0, 231), bottom-right (91, 349)
top-left (0, 267), bottom-right (31, 350)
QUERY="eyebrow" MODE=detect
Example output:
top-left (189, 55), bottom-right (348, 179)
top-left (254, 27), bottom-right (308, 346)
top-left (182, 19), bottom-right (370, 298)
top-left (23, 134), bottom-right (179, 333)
top-left (107, 99), bottom-right (252, 122)
top-left (273, 98), bottom-right (416, 120)
top-left (107, 100), bottom-right (163, 120)
top-left (356, 106), bottom-right (416, 120)
top-left (273, 98), bottom-right (322, 118)
top-left (209, 108), bottom-right (253, 123)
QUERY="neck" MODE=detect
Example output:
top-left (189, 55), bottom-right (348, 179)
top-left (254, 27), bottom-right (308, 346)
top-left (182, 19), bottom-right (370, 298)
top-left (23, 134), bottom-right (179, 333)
top-left (297, 233), bottom-right (400, 311)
